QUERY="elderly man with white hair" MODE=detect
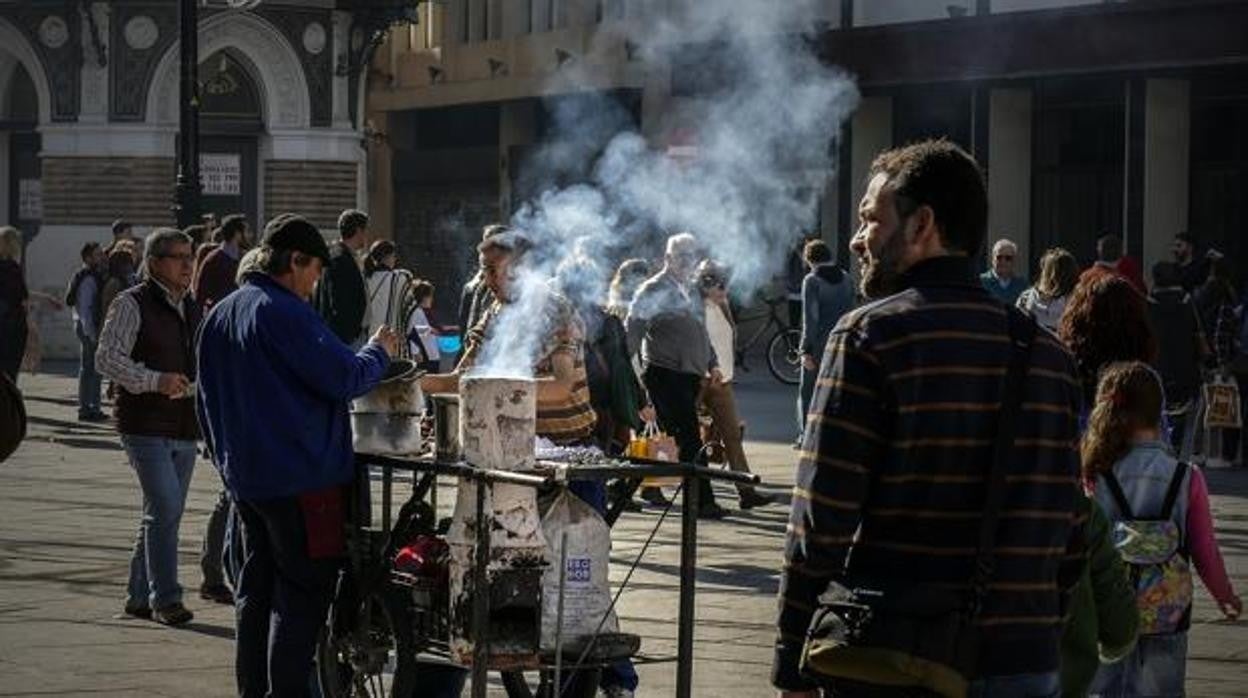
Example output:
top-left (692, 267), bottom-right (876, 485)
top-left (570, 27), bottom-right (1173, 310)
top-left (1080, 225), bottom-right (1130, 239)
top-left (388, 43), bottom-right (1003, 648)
top-left (625, 232), bottom-right (728, 519)
top-left (980, 237), bottom-right (1027, 304)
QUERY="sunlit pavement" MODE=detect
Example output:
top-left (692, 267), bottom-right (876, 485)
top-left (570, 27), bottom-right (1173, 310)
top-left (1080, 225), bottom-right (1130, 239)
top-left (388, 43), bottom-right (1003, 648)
top-left (1, 364), bottom-right (1244, 696)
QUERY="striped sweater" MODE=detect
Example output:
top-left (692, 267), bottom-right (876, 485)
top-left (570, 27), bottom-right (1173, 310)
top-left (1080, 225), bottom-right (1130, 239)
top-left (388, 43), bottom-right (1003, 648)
top-left (774, 256), bottom-right (1087, 690)
top-left (462, 290), bottom-right (597, 445)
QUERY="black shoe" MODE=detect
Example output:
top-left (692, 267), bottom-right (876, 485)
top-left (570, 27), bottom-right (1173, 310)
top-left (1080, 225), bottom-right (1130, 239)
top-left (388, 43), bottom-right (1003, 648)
top-left (696, 502), bottom-right (727, 520)
top-left (199, 584), bottom-right (233, 605)
top-left (640, 487), bottom-right (671, 506)
top-left (78, 411), bottom-right (108, 422)
top-left (153, 603), bottom-right (194, 626)
top-left (620, 498), bottom-right (643, 513)
top-left (738, 490), bottom-right (776, 510)
top-left (121, 603), bottom-right (151, 620)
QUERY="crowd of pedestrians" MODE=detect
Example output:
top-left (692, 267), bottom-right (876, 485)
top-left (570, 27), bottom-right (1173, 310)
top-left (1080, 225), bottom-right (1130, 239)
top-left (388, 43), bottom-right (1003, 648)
top-left (0, 133), bottom-right (1245, 698)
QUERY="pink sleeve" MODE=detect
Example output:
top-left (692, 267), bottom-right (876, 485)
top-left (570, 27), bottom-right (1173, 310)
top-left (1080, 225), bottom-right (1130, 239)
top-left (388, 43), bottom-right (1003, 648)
top-left (1187, 467), bottom-right (1237, 604)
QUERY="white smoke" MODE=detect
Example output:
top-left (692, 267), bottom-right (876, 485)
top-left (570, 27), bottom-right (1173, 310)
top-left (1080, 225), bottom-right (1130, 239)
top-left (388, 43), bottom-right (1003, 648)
top-left (474, 0), bottom-right (860, 376)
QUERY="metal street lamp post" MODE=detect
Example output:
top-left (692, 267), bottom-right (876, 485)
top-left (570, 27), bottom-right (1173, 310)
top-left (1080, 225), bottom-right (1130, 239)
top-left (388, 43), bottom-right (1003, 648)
top-left (172, 0), bottom-right (201, 229)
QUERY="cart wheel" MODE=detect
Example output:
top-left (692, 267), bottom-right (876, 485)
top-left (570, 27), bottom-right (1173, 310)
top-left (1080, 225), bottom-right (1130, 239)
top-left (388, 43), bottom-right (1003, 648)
top-left (500, 668), bottom-right (601, 698)
top-left (317, 584), bottom-right (420, 698)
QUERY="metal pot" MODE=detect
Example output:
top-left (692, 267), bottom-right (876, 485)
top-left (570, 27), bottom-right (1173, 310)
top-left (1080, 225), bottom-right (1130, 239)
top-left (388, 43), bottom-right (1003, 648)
top-left (431, 393), bottom-right (460, 462)
top-left (351, 359), bottom-right (425, 456)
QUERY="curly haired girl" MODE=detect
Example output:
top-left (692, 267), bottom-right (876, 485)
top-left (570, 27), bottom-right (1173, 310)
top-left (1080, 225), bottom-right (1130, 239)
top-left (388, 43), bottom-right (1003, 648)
top-left (1083, 362), bottom-right (1240, 697)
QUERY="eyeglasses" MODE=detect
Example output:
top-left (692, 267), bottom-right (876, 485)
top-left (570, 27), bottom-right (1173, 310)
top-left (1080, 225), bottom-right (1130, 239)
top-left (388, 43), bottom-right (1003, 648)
top-left (158, 253), bottom-right (195, 263)
top-left (996, 255), bottom-right (1015, 261)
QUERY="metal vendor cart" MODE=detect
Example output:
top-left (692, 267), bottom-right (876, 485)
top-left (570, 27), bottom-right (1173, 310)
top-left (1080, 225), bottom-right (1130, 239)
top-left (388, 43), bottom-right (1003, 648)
top-left (319, 450), bottom-right (761, 698)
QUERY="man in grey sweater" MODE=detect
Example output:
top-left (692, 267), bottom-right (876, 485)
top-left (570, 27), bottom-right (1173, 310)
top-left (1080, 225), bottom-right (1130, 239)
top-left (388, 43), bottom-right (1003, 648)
top-left (626, 233), bottom-right (726, 519)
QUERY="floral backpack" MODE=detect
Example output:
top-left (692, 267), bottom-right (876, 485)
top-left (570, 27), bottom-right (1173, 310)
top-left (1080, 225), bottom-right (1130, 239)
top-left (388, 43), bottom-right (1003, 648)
top-left (1101, 463), bottom-right (1194, 635)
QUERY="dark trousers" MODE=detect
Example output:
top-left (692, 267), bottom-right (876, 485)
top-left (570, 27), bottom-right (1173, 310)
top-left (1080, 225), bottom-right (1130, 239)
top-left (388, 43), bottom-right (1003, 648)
top-left (235, 496), bottom-right (343, 698)
top-left (642, 364), bottom-right (715, 506)
top-left (201, 490), bottom-right (231, 589)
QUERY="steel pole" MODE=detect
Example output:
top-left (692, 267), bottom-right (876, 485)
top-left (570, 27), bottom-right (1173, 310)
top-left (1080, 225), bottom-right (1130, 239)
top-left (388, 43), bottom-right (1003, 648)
top-left (676, 475), bottom-right (699, 698)
top-left (173, 0), bottom-right (200, 228)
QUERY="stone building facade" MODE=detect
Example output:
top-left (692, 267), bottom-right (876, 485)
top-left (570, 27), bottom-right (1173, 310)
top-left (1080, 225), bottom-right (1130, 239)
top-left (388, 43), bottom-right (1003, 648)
top-left (0, 0), bottom-right (367, 358)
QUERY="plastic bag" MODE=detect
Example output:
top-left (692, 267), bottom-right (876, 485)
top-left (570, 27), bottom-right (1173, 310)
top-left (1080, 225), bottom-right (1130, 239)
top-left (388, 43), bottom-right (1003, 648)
top-left (540, 490), bottom-right (617, 650)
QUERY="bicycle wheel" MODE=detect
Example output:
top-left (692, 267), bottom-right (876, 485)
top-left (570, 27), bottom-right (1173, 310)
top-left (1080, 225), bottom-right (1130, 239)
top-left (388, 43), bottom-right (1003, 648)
top-left (317, 584), bottom-right (420, 698)
top-left (766, 329), bottom-right (802, 385)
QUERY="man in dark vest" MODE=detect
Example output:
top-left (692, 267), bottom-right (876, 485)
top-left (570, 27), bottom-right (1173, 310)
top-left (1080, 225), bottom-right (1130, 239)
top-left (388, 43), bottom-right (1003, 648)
top-left (97, 228), bottom-right (201, 626)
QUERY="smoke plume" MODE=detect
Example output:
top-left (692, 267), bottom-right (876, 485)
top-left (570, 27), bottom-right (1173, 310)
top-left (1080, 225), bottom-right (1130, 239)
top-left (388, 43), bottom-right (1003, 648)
top-left (473, 0), bottom-right (860, 376)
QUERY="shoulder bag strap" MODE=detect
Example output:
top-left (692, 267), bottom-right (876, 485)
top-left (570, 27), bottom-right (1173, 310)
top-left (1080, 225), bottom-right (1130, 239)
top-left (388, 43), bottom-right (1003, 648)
top-left (1159, 461), bottom-right (1189, 520)
top-left (1101, 471), bottom-right (1136, 520)
top-left (969, 307), bottom-right (1037, 615)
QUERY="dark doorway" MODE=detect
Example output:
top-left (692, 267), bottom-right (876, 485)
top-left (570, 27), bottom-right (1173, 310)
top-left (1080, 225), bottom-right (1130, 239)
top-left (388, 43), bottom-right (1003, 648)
top-left (1031, 78), bottom-right (1126, 266)
top-left (3, 62), bottom-right (41, 243)
top-left (1190, 67), bottom-right (1248, 286)
top-left (198, 50), bottom-right (262, 228)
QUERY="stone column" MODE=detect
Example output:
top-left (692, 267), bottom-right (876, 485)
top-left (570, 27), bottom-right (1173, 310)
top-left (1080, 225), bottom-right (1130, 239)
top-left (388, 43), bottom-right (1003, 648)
top-left (849, 96), bottom-right (893, 224)
top-left (1143, 78), bottom-right (1190, 276)
top-left (988, 88), bottom-right (1033, 277)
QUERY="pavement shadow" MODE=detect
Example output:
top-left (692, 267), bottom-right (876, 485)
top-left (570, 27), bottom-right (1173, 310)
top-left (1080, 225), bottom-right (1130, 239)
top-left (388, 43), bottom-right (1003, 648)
top-left (621, 558), bottom-right (779, 594)
top-left (181, 621), bottom-right (236, 640)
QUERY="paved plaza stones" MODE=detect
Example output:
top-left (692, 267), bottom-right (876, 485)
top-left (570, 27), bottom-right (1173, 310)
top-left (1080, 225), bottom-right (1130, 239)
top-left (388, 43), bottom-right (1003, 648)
top-left (1, 366), bottom-right (1245, 696)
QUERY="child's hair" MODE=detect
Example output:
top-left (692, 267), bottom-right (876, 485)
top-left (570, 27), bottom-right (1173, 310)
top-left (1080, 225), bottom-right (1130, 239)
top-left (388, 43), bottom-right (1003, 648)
top-left (1080, 361), bottom-right (1165, 483)
top-left (411, 279), bottom-right (434, 305)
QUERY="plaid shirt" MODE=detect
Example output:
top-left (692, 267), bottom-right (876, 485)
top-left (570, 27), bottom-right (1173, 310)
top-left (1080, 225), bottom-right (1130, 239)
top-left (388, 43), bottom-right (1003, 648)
top-left (773, 256), bottom-right (1087, 690)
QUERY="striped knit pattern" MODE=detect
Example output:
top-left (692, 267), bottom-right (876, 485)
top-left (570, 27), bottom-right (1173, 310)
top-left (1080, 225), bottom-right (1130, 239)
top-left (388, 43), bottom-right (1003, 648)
top-left (773, 256), bottom-right (1086, 689)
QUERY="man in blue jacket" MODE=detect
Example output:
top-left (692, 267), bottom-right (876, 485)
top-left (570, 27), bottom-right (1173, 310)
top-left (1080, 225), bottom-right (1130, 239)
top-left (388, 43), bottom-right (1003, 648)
top-left (196, 213), bottom-right (399, 698)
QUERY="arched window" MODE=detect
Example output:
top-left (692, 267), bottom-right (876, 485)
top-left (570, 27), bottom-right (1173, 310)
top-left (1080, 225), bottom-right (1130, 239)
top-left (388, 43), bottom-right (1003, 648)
top-left (199, 50), bottom-right (263, 131)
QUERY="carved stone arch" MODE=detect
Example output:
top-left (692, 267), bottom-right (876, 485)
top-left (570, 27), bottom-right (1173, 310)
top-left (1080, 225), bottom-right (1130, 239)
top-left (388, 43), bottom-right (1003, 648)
top-left (0, 17), bottom-right (53, 125)
top-left (146, 11), bottom-right (311, 128)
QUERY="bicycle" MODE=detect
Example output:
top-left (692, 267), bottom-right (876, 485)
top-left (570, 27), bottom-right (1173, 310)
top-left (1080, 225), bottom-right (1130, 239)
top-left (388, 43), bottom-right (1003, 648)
top-left (732, 295), bottom-right (802, 385)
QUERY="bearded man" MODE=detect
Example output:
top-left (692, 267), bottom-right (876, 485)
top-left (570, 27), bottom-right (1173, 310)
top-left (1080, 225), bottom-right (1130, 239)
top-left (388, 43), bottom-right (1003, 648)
top-left (772, 140), bottom-right (1086, 697)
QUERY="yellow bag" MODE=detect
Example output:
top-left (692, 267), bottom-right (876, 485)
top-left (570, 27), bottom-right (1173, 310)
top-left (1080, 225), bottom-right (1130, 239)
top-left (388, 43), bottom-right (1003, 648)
top-left (631, 420), bottom-right (680, 486)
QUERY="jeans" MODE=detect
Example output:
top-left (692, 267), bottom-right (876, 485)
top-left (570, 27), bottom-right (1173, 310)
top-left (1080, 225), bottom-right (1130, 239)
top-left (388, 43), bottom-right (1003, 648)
top-left (235, 495), bottom-right (344, 698)
top-left (642, 365), bottom-right (715, 507)
top-left (827, 672), bottom-right (1059, 698)
top-left (968, 672), bottom-right (1060, 697)
top-left (798, 365), bottom-right (817, 441)
top-left (122, 435), bottom-right (197, 609)
top-left (75, 324), bottom-right (101, 415)
top-left (1090, 632), bottom-right (1187, 697)
top-left (200, 489), bottom-right (231, 589)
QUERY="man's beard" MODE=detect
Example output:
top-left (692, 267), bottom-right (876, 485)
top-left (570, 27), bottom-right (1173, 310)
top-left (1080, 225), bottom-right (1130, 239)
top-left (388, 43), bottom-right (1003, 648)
top-left (858, 228), bottom-right (908, 300)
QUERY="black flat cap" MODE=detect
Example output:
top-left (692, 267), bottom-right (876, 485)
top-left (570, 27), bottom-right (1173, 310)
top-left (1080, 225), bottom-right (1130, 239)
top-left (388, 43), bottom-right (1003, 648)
top-left (262, 214), bottom-right (331, 263)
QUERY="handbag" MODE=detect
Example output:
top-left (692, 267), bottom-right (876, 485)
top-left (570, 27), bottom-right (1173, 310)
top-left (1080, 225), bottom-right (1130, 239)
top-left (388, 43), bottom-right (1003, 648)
top-left (628, 420), bottom-right (682, 486)
top-left (800, 307), bottom-right (1037, 697)
top-left (1202, 372), bottom-right (1241, 430)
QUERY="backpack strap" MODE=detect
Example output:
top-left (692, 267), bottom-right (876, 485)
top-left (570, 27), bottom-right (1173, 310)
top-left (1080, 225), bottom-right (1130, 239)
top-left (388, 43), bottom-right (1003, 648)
top-left (1159, 461), bottom-right (1190, 520)
top-left (1100, 471), bottom-right (1136, 520)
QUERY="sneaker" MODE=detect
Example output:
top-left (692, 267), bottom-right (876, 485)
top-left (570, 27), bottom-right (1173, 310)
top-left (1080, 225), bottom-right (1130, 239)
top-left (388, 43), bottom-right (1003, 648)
top-left (696, 502), bottom-right (727, 520)
top-left (199, 583), bottom-right (233, 605)
top-left (639, 487), bottom-right (671, 506)
top-left (121, 602), bottom-right (151, 620)
top-left (153, 603), bottom-right (194, 626)
top-left (601, 687), bottom-right (635, 698)
top-left (738, 490), bottom-right (776, 510)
